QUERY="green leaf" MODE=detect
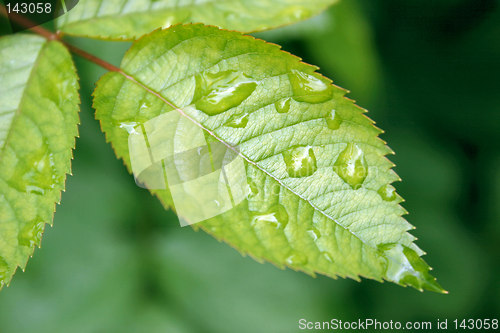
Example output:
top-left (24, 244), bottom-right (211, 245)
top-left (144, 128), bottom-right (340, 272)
top-left (93, 24), bottom-right (445, 292)
top-left (0, 34), bottom-right (80, 289)
top-left (56, 0), bottom-right (338, 40)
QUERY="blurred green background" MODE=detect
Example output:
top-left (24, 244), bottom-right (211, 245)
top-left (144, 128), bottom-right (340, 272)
top-left (1, 0), bottom-right (499, 332)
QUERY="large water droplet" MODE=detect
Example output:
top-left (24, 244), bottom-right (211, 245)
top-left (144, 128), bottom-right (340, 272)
top-left (326, 109), bottom-right (342, 130)
top-left (119, 122), bottom-right (139, 134)
top-left (18, 218), bottom-right (45, 248)
top-left (333, 143), bottom-right (368, 189)
top-left (251, 204), bottom-right (289, 229)
top-left (289, 69), bottom-right (333, 104)
top-left (378, 184), bottom-right (397, 201)
top-left (225, 112), bottom-right (249, 128)
top-left (286, 252), bottom-right (308, 266)
top-left (275, 98), bottom-right (291, 113)
top-left (282, 146), bottom-right (317, 178)
top-left (307, 228), bottom-right (321, 241)
top-left (379, 243), bottom-right (444, 292)
top-left (8, 143), bottom-right (59, 195)
top-left (193, 70), bottom-right (257, 116)
top-left (0, 257), bottom-right (8, 286)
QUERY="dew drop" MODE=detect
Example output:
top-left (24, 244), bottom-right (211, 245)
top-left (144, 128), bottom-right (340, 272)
top-left (119, 122), bottom-right (139, 134)
top-left (289, 69), bottom-right (333, 104)
top-left (282, 146), bottom-right (317, 178)
top-left (326, 109), bottom-right (342, 130)
top-left (8, 143), bottom-right (59, 195)
top-left (225, 112), bottom-right (249, 128)
top-left (247, 178), bottom-right (259, 199)
top-left (306, 228), bottom-right (321, 241)
top-left (378, 243), bottom-right (443, 292)
top-left (193, 70), bottom-right (257, 116)
top-left (275, 98), bottom-right (291, 113)
top-left (208, 225), bottom-right (220, 233)
top-left (18, 218), bottom-right (45, 248)
top-left (286, 252), bottom-right (308, 266)
top-left (139, 101), bottom-right (153, 112)
top-left (322, 252), bottom-right (334, 263)
top-left (333, 143), bottom-right (368, 189)
top-left (279, 5), bottom-right (311, 20)
top-left (378, 184), bottom-right (397, 201)
top-left (251, 204), bottom-right (289, 229)
top-left (0, 256), bottom-right (8, 286)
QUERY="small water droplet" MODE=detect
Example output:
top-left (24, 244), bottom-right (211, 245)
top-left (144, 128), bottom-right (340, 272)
top-left (8, 143), bottom-right (59, 195)
top-left (0, 256), bottom-right (8, 286)
top-left (286, 252), bottom-right (308, 266)
top-left (378, 243), bottom-right (443, 292)
top-left (322, 252), bottom-right (334, 263)
top-left (282, 146), bottom-right (317, 178)
top-left (193, 70), bottom-right (257, 116)
top-left (378, 184), bottom-right (397, 201)
top-left (326, 109), bottom-right (342, 130)
top-left (247, 178), bottom-right (259, 199)
top-left (275, 98), bottom-right (291, 113)
top-left (139, 102), bottom-right (151, 111)
top-left (208, 225), bottom-right (220, 233)
top-left (119, 122), bottom-right (139, 134)
top-left (225, 112), bottom-right (249, 128)
top-left (279, 5), bottom-right (311, 20)
top-left (333, 143), bottom-right (368, 189)
top-left (18, 218), bottom-right (45, 248)
top-left (289, 69), bottom-right (333, 104)
top-left (307, 228), bottom-right (321, 241)
top-left (251, 204), bottom-right (289, 229)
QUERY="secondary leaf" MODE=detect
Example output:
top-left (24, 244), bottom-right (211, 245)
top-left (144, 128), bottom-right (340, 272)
top-left (0, 34), bottom-right (79, 289)
top-left (94, 24), bottom-right (444, 292)
top-left (56, 0), bottom-right (338, 40)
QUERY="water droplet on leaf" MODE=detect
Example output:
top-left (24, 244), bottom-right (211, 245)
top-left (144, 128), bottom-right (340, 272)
top-left (119, 122), bottom-right (139, 134)
top-left (286, 252), bottom-right (308, 266)
top-left (379, 243), bottom-right (444, 292)
top-left (275, 98), bottom-right (291, 113)
top-left (18, 218), bottom-right (45, 248)
top-left (289, 69), bottom-right (333, 104)
top-left (247, 178), bottom-right (259, 199)
top-left (251, 204), bottom-right (289, 229)
top-left (193, 70), bottom-right (257, 116)
top-left (139, 101), bottom-right (153, 112)
top-left (334, 143), bottom-right (368, 189)
top-left (8, 143), bottom-right (59, 195)
top-left (0, 257), bottom-right (8, 286)
top-left (282, 146), bottom-right (317, 178)
top-left (326, 109), bottom-right (342, 130)
top-left (279, 5), bottom-right (311, 20)
top-left (307, 228), bottom-right (321, 241)
top-left (225, 112), bottom-right (249, 128)
top-left (378, 184), bottom-right (397, 201)
top-left (322, 252), bottom-right (334, 263)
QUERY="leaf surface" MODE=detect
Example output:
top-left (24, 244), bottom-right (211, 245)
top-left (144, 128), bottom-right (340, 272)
top-left (56, 0), bottom-right (338, 39)
top-left (94, 24), bottom-right (444, 292)
top-left (0, 34), bottom-right (80, 288)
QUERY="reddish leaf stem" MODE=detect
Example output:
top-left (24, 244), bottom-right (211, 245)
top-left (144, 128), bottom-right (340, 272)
top-left (0, 5), bottom-right (121, 72)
